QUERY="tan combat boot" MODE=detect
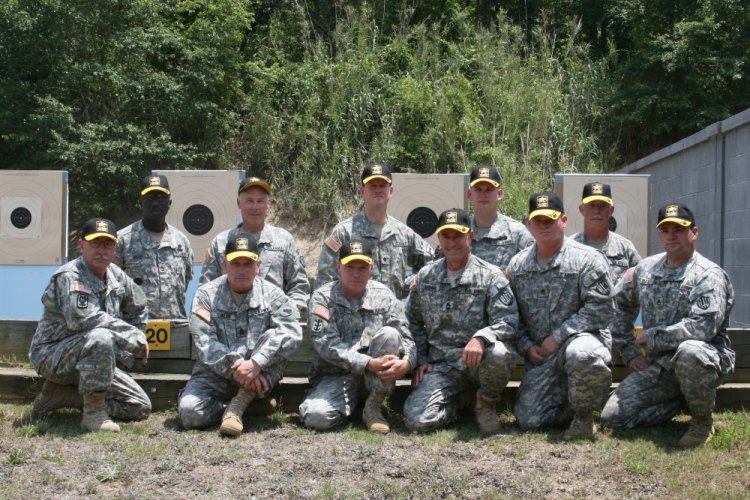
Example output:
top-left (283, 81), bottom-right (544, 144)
top-left (678, 415), bottom-right (714, 447)
top-left (475, 391), bottom-right (502, 435)
top-left (563, 412), bottom-right (596, 440)
top-left (33, 380), bottom-right (84, 414)
top-left (362, 392), bottom-right (389, 434)
top-left (81, 392), bottom-right (120, 432)
top-left (220, 387), bottom-right (257, 437)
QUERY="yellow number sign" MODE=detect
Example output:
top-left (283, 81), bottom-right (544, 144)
top-left (146, 321), bottom-right (171, 350)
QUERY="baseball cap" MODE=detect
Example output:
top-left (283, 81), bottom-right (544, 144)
top-left (225, 233), bottom-right (259, 261)
top-left (656, 204), bottom-right (695, 228)
top-left (339, 239), bottom-right (374, 265)
top-left (239, 176), bottom-right (272, 195)
top-left (141, 175), bottom-right (171, 196)
top-left (82, 218), bottom-right (118, 242)
top-left (436, 208), bottom-right (471, 234)
top-left (582, 182), bottom-right (612, 204)
top-left (361, 163), bottom-right (392, 184)
top-left (469, 166), bottom-right (501, 187)
top-left (529, 191), bottom-right (564, 220)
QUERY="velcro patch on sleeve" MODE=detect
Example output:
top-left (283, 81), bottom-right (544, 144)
top-left (73, 283), bottom-right (92, 295)
top-left (204, 248), bottom-right (212, 262)
top-left (325, 238), bottom-right (342, 253)
top-left (312, 305), bottom-right (332, 321)
top-left (195, 307), bottom-right (212, 323)
top-left (623, 267), bottom-right (635, 284)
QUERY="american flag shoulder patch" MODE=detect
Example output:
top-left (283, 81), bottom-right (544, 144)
top-left (312, 305), bottom-right (332, 321)
top-left (325, 238), bottom-right (342, 253)
top-left (73, 283), bottom-right (92, 295)
top-left (195, 307), bottom-right (212, 323)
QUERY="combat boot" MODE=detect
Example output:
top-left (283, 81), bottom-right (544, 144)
top-left (33, 380), bottom-right (83, 414)
top-left (678, 415), bottom-right (714, 447)
top-left (362, 392), bottom-right (389, 434)
top-left (475, 391), bottom-right (502, 435)
top-left (220, 387), bottom-right (257, 437)
top-left (563, 412), bottom-right (596, 440)
top-left (81, 392), bottom-right (120, 433)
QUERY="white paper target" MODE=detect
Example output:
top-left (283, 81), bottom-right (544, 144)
top-left (154, 170), bottom-right (243, 265)
top-left (0, 170), bottom-right (68, 265)
top-left (389, 173), bottom-right (468, 249)
top-left (555, 173), bottom-right (651, 258)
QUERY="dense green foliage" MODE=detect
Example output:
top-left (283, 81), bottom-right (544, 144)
top-left (1, 0), bottom-right (747, 222)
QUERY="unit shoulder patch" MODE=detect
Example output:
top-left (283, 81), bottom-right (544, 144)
top-left (204, 248), bottom-right (212, 262)
top-left (195, 307), bottom-right (212, 323)
top-left (325, 238), bottom-right (342, 253)
top-left (623, 267), bottom-right (635, 284)
top-left (312, 305), bottom-right (332, 320)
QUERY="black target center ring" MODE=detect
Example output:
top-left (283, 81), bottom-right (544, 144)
top-left (183, 204), bottom-right (214, 236)
top-left (10, 207), bottom-right (32, 229)
top-left (609, 216), bottom-right (618, 233)
top-left (406, 207), bottom-right (438, 238)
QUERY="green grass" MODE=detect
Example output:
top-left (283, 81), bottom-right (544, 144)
top-left (95, 463), bottom-right (125, 482)
top-left (5, 449), bottom-right (29, 465)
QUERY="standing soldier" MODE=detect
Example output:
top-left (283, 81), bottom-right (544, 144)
top-left (601, 205), bottom-right (734, 447)
top-left (199, 176), bottom-right (309, 313)
top-left (571, 182), bottom-right (641, 285)
top-left (299, 239), bottom-right (415, 434)
top-left (179, 233), bottom-right (302, 436)
top-left (116, 174), bottom-right (194, 319)
top-left (507, 192), bottom-right (614, 439)
top-left (404, 209), bottom-right (519, 434)
top-left (316, 163), bottom-right (434, 299)
top-left (31, 218), bottom-right (151, 432)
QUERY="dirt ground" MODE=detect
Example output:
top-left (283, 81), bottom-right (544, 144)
top-left (1, 403), bottom-right (749, 500)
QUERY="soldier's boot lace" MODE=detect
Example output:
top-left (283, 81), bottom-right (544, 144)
top-left (563, 412), bottom-right (596, 440)
top-left (81, 392), bottom-right (120, 433)
top-left (363, 392), bottom-right (390, 434)
top-left (475, 391), bottom-right (502, 435)
top-left (678, 415), bottom-right (714, 447)
top-left (33, 380), bottom-right (83, 414)
top-left (220, 387), bottom-right (257, 437)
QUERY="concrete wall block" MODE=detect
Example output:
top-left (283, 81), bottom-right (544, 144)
top-left (726, 153), bottom-right (750, 183)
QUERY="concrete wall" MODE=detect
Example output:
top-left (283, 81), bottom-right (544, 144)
top-left (618, 108), bottom-right (750, 328)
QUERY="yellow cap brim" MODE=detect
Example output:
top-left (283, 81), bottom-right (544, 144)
top-left (529, 209), bottom-right (562, 220)
top-left (141, 186), bottom-right (171, 195)
top-left (436, 224), bottom-right (471, 234)
top-left (340, 255), bottom-right (373, 265)
top-left (226, 251), bottom-right (259, 261)
top-left (362, 175), bottom-right (392, 184)
top-left (656, 217), bottom-right (692, 228)
top-left (470, 179), bottom-right (500, 187)
top-left (240, 181), bottom-right (271, 194)
top-left (582, 195), bottom-right (612, 205)
top-left (84, 233), bottom-right (118, 243)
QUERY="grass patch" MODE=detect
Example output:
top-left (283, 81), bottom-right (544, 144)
top-left (5, 449), bottom-right (29, 465)
top-left (95, 463), bottom-right (125, 482)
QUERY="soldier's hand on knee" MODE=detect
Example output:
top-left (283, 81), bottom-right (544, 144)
top-left (462, 337), bottom-right (486, 368)
top-left (376, 359), bottom-right (411, 383)
top-left (231, 359), bottom-right (262, 387)
top-left (628, 355), bottom-right (650, 372)
top-left (412, 364), bottom-right (433, 388)
top-left (539, 336), bottom-right (560, 358)
top-left (527, 345), bottom-right (544, 364)
top-left (366, 355), bottom-right (397, 373)
top-left (248, 373), bottom-right (268, 394)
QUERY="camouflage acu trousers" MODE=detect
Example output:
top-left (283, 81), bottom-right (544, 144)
top-left (32, 328), bottom-right (151, 420)
top-left (514, 333), bottom-right (611, 430)
top-left (299, 327), bottom-right (404, 431)
top-left (403, 341), bottom-right (516, 432)
top-left (601, 340), bottom-right (733, 428)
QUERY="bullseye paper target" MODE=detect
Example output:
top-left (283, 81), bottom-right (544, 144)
top-left (554, 173), bottom-right (651, 258)
top-left (389, 173), bottom-right (468, 249)
top-left (154, 170), bottom-right (243, 265)
top-left (0, 170), bottom-right (68, 265)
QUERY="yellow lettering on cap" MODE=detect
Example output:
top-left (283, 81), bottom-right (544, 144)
top-left (237, 238), bottom-right (249, 250)
top-left (446, 212), bottom-right (458, 223)
top-left (350, 242), bottom-right (363, 253)
top-left (150, 176), bottom-right (160, 186)
top-left (96, 221), bottom-right (108, 232)
top-left (537, 195), bottom-right (549, 208)
top-left (479, 167), bottom-right (490, 177)
top-left (666, 205), bottom-right (678, 217)
top-left (372, 165), bottom-right (382, 174)
top-left (592, 183), bottom-right (603, 194)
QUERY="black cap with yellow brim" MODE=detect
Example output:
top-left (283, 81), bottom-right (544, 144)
top-left (81, 218), bottom-right (118, 242)
top-left (239, 176), bottom-right (272, 195)
top-left (225, 233), bottom-right (259, 261)
top-left (339, 239), bottom-right (374, 265)
top-left (581, 182), bottom-right (612, 205)
top-left (140, 175), bottom-right (171, 196)
top-left (361, 163), bottom-right (392, 184)
top-left (436, 208), bottom-right (471, 234)
top-left (529, 191), bottom-right (564, 220)
top-left (656, 204), bottom-right (695, 228)
top-left (469, 166), bottom-right (501, 187)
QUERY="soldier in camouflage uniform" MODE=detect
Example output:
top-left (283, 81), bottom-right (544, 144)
top-left (316, 163), bottom-right (434, 299)
top-left (179, 233), bottom-right (302, 436)
top-left (199, 177), bottom-right (309, 313)
top-left (507, 192), bottom-right (614, 440)
top-left (115, 175), bottom-right (194, 319)
top-left (601, 204), bottom-right (734, 447)
top-left (571, 182), bottom-right (641, 285)
top-left (403, 209), bottom-right (519, 434)
top-left (299, 239), bottom-right (415, 433)
top-left (30, 218), bottom-right (151, 433)
top-left (436, 166), bottom-right (533, 268)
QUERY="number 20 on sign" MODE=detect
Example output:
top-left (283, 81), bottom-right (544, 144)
top-left (146, 321), bottom-right (171, 350)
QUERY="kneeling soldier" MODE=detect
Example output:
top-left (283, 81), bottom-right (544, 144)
top-left (299, 239), bottom-right (415, 433)
top-left (179, 233), bottom-right (302, 436)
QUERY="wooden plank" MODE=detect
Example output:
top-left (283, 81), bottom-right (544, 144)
top-left (145, 319), bottom-right (192, 359)
top-left (0, 319), bottom-right (36, 359)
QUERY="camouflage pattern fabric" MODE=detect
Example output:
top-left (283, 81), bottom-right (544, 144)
top-left (199, 224), bottom-right (310, 312)
top-left (30, 257), bottom-right (151, 420)
top-left (571, 230), bottom-right (641, 286)
top-left (601, 252), bottom-right (735, 427)
top-left (315, 211), bottom-right (434, 299)
top-left (506, 238), bottom-right (614, 429)
top-left (178, 275), bottom-right (302, 429)
top-left (115, 220), bottom-right (194, 319)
